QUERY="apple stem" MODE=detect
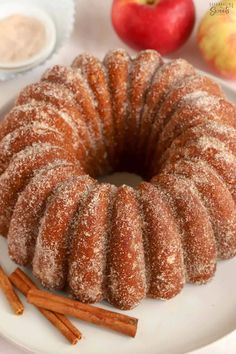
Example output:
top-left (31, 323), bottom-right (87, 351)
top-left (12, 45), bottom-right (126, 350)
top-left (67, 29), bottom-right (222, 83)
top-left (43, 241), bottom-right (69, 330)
top-left (137, 0), bottom-right (159, 5)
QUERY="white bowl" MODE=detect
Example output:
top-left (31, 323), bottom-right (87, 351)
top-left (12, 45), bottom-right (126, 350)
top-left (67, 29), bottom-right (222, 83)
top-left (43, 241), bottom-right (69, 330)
top-left (0, 0), bottom-right (75, 81)
top-left (0, 2), bottom-right (56, 70)
top-left (0, 1), bottom-right (56, 72)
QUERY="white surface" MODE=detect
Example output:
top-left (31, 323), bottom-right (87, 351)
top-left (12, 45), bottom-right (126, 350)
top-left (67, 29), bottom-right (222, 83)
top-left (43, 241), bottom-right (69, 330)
top-left (0, 0), bottom-right (236, 353)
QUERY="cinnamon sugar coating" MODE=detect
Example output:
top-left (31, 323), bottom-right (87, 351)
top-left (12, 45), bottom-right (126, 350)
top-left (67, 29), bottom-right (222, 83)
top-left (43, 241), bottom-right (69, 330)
top-left (33, 175), bottom-right (96, 290)
top-left (0, 50), bottom-right (235, 310)
top-left (137, 59), bottom-right (195, 164)
top-left (162, 160), bottom-right (236, 259)
top-left (106, 186), bottom-right (146, 309)
top-left (8, 162), bottom-right (81, 265)
top-left (126, 50), bottom-right (162, 156)
top-left (139, 182), bottom-right (185, 299)
top-left (68, 183), bottom-right (114, 304)
top-left (146, 75), bottom-right (224, 176)
top-left (151, 174), bottom-right (217, 284)
top-left (104, 49), bottom-right (131, 166)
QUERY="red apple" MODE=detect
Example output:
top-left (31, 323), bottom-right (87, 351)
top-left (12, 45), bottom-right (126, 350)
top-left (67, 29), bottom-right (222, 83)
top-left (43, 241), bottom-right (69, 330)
top-left (112, 0), bottom-right (195, 55)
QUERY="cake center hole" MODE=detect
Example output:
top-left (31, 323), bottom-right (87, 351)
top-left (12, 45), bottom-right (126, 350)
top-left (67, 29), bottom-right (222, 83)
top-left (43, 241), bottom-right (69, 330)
top-left (98, 172), bottom-right (143, 188)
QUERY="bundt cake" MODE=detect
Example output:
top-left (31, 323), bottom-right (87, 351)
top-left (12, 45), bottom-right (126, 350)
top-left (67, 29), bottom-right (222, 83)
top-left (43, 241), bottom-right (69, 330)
top-left (0, 49), bottom-right (236, 310)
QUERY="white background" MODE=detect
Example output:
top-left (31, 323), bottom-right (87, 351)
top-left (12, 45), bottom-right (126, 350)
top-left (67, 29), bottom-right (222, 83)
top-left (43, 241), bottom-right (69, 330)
top-left (0, 0), bottom-right (236, 353)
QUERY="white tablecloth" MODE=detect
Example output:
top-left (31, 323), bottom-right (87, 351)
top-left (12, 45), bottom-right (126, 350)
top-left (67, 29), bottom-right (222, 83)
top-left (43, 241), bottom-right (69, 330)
top-left (0, 0), bottom-right (235, 353)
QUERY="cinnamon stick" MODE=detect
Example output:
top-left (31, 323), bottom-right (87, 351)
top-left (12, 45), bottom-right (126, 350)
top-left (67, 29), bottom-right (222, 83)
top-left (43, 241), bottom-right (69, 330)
top-left (27, 288), bottom-right (138, 337)
top-left (9, 268), bottom-right (81, 345)
top-left (0, 265), bottom-right (24, 315)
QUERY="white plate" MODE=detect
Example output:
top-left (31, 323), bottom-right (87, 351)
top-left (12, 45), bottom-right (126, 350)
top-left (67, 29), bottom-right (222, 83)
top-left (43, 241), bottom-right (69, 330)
top-left (0, 84), bottom-right (236, 354)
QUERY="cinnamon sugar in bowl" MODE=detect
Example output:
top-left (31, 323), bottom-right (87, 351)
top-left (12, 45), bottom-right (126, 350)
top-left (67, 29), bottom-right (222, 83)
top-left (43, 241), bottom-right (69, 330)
top-left (0, 14), bottom-right (47, 66)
